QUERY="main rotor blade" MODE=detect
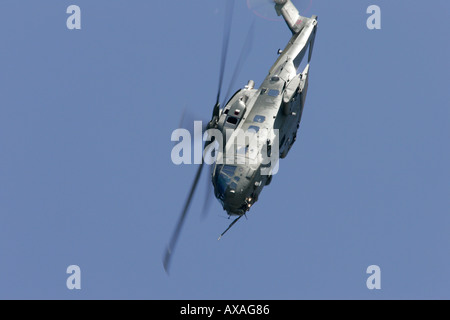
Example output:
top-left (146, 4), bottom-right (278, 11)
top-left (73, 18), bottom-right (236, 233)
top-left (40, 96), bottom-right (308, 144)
top-left (201, 162), bottom-right (215, 220)
top-left (163, 162), bottom-right (204, 273)
top-left (222, 20), bottom-right (255, 107)
top-left (216, 0), bottom-right (236, 106)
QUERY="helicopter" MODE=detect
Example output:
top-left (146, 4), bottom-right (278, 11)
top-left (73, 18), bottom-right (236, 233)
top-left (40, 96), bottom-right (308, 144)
top-left (163, 0), bottom-right (318, 273)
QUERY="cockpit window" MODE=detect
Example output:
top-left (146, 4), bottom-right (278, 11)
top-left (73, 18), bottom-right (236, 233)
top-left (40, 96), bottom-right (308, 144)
top-left (216, 165), bottom-right (237, 198)
top-left (222, 165), bottom-right (237, 177)
top-left (217, 173), bottom-right (230, 198)
top-left (253, 115), bottom-right (266, 123)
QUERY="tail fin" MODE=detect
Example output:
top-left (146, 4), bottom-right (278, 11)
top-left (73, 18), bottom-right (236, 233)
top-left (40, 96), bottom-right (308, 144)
top-left (275, 0), bottom-right (310, 34)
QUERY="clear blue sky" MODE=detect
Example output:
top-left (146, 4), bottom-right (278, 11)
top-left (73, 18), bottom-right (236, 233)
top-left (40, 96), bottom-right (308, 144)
top-left (0, 0), bottom-right (449, 299)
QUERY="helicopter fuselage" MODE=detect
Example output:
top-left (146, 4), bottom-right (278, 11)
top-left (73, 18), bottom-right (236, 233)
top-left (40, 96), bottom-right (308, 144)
top-left (210, 8), bottom-right (318, 216)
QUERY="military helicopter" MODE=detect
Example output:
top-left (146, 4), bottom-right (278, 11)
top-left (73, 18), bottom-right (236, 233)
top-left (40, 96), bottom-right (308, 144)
top-left (163, 0), bottom-right (318, 272)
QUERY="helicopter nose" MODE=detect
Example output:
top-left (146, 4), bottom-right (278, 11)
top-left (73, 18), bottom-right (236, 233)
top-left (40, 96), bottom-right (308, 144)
top-left (214, 164), bottom-right (257, 215)
top-left (223, 188), bottom-right (248, 216)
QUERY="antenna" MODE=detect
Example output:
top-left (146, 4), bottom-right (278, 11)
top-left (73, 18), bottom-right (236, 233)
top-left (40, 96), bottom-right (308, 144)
top-left (218, 215), bottom-right (244, 240)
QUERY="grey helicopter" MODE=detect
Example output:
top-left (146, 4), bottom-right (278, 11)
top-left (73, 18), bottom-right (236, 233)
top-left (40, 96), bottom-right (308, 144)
top-left (164, 0), bottom-right (318, 272)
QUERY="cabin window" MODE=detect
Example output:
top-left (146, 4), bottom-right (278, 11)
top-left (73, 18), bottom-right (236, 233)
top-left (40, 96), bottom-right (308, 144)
top-left (227, 116), bottom-right (238, 125)
top-left (268, 89), bottom-right (280, 97)
top-left (271, 76), bottom-right (280, 82)
top-left (224, 109), bottom-right (229, 115)
top-left (237, 145), bottom-right (249, 156)
top-left (253, 115), bottom-right (266, 123)
top-left (248, 125), bottom-right (260, 133)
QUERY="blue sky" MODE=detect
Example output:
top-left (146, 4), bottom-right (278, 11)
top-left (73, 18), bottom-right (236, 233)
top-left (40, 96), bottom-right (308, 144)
top-left (0, 0), bottom-right (449, 299)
